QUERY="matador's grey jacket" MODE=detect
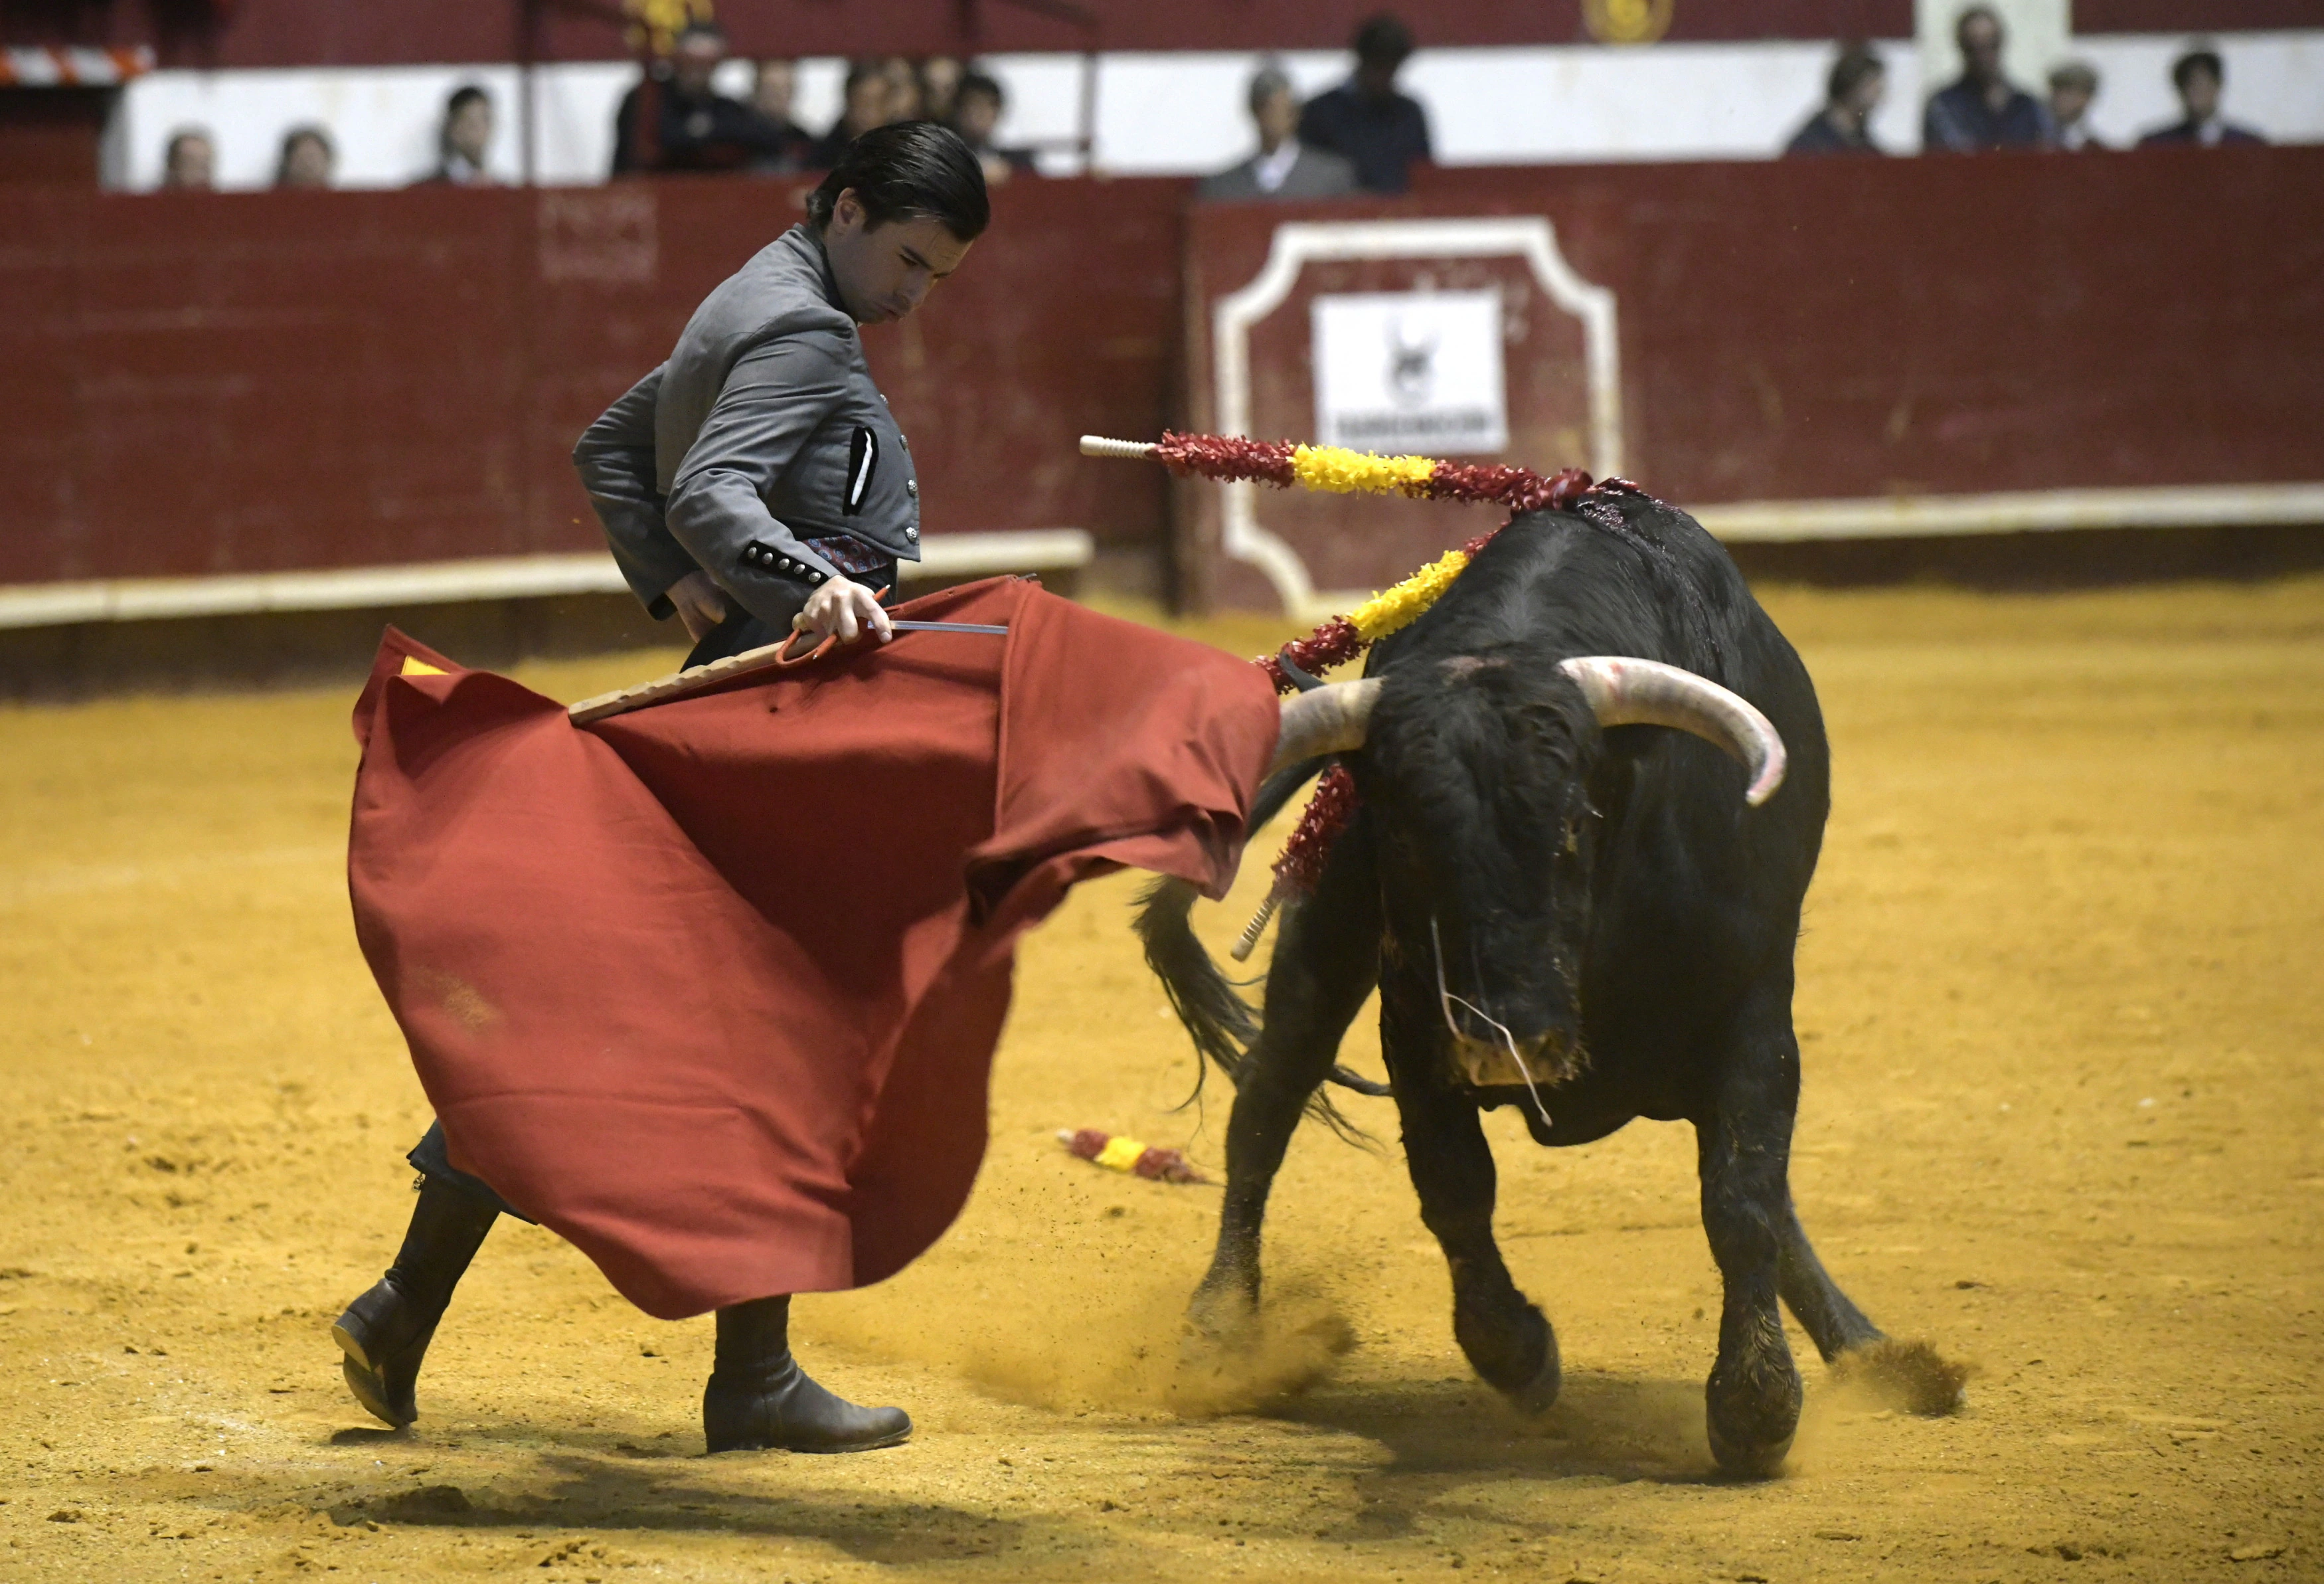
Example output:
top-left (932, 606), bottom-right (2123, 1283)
top-left (572, 223), bottom-right (922, 625)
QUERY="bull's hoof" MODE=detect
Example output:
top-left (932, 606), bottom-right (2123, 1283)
top-left (1457, 1296), bottom-right (1559, 1415)
top-left (1705, 1360), bottom-right (1802, 1479)
top-left (1706, 1419), bottom-right (1793, 1479)
top-left (1185, 1273), bottom-right (1261, 1345)
top-left (1502, 1335), bottom-right (1562, 1417)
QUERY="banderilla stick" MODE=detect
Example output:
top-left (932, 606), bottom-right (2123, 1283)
top-left (567, 636), bottom-right (803, 725)
top-left (1079, 434), bottom-right (1158, 460)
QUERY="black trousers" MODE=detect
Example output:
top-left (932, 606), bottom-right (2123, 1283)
top-left (407, 1120), bottom-right (529, 1221)
top-left (681, 562), bottom-right (898, 669)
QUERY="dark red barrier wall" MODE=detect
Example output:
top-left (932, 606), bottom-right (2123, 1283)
top-left (5, 149), bottom-right (2320, 597)
top-left (1176, 145), bottom-right (2324, 605)
top-left (0, 175), bottom-right (1185, 585)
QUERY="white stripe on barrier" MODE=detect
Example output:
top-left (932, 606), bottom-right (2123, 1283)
top-left (1691, 482), bottom-right (2324, 543)
top-left (0, 530), bottom-right (1097, 631)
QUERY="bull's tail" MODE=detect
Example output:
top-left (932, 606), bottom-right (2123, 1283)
top-left (1133, 756), bottom-right (1390, 1142)
top-left (1133, 873), bottom-right (1260, 1097)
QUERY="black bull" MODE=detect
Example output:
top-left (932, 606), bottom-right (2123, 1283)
top-left (1140, 489), bottom-right (1934, 1476)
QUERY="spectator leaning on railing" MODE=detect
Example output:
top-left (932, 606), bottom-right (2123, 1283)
top-left (1923, 5), bottom-right (2052, 152)
top-left (2138, 45), bottom-right (2266, 148)
top-left (1784, 43), bottom-right (1886, 157)
top-left (1201, 62), bottom-right (1357, 201)
top-left (2047, 62), bottom-right (2104, 151)
top-left (1299, 12), bottom-right (1433, 195)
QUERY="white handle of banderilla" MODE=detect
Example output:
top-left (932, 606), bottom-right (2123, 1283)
top-left (1078, 434), bottom-right (1157, 460)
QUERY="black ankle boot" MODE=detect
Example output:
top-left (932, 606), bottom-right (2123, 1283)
top-left (331, 1176), bottom-right (499, 1428)
top-left (703, 1296), bottom-right (912, 1454)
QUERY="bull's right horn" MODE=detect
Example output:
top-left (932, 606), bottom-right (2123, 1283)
top-left (1267, 677), bottom-right (1382, 778)
top-left (1556, 656), bottom-right (1787, 806)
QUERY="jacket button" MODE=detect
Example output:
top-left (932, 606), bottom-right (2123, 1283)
top-left (808, 571), bottom-right (824, 584)
top-left (905, 478), bottom-right (918, 497)
top-left (899, 434), bottom-right (909, 452)
top-left (905, 527), bottom-right (919, 542)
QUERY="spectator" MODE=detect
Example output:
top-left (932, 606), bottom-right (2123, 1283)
top-left (807, 58), bottom-right (894, 169)
top-left (419, 84), bottom-right (495, 185)
top-left (275, 126), bottom-right (335, 189)
top-left (1298, 13), bottom-right (1433, 195)
top-left (748, 58), bottom-right (818, 173)
top-left (612, 21), bottom-right (790, 175)
top-left (950, 71), bottom-right (1035, 185)
top-left (1922, 5), bottom-right (2052, 153)
top-left (881, 56), bottom-right (925, 123)
top-left (161, 128), bottom-right (214, 190)
top-left (2139, 46), bottom-right (2266, 147)
top-left (1200, 63), bottom-right (1357, 201)
top-left (1784, 43), bottom-right (1886, 156)
top-left (2047, 62), bottom-right (2104, 151)
top-left (921, 56), bottom-right (965, 124)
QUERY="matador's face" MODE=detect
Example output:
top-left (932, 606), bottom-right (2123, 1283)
top-left (823, 193), bottom-right (973, 327)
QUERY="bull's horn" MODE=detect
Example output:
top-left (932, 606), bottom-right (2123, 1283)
top-left (1556, 656), bottom-right (1787, 806)
top-left (1268, 677), bottom-right (1382, 777)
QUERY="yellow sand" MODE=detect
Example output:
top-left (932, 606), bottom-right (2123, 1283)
top-left (1, 578), bottom-right (2319, 1581)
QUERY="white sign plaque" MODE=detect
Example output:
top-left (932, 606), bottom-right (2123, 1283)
top-left (1311, 290), bottom-right (1508, 456)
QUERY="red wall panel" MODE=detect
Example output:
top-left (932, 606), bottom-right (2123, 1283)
top-left (4, 150), bottom-right (2319, 598)
top-left (0, 174), bottom-right (1185, 585)
top-left (1176, 146), bottom-right (2324, 607)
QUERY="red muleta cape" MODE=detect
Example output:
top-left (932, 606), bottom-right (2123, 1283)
top-left (347, 578), bottom-right (1278, 1319)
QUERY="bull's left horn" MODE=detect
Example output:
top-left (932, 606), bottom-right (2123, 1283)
top-left (1268, 677), bottom-right (1382, 778)
top-left (1556, 656), bottom-right (1787, 806)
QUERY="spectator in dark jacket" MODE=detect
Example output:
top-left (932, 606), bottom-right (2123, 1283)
top-left (1297, 13), bottom-right (1433, 195)
top-left (2044, 62), bottom-right (2106, 150)
top-left (612, 22), bottom-right (792, 175)
top-left (1923, 5), bottom-right (2052, 152)
top-left (1785, 43), bottom-right (1886, 157)
top-left (1202, 64), bottom-right (1358, 201)
top-left (2138, 46), bottom-right (2266, 147)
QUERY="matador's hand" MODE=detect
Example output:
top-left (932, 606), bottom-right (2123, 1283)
top-left (667, 571), bottom-right (731, 644)
top-left (794, 576), bottom-right (895, 647)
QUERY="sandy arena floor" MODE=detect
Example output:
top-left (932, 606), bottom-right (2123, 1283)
top-left (1, 580), bottom-right (2319, 1583)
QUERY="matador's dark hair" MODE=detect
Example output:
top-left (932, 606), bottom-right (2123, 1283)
top-left (807, 121), bottom-right (990, 242)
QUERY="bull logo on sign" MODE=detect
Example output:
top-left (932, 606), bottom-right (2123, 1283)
top-left (1386, 319), bottom-right (1438, 406)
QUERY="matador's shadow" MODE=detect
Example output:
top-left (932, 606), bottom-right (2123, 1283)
top-left (308, 1449), bottom-right (1027, 1565)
